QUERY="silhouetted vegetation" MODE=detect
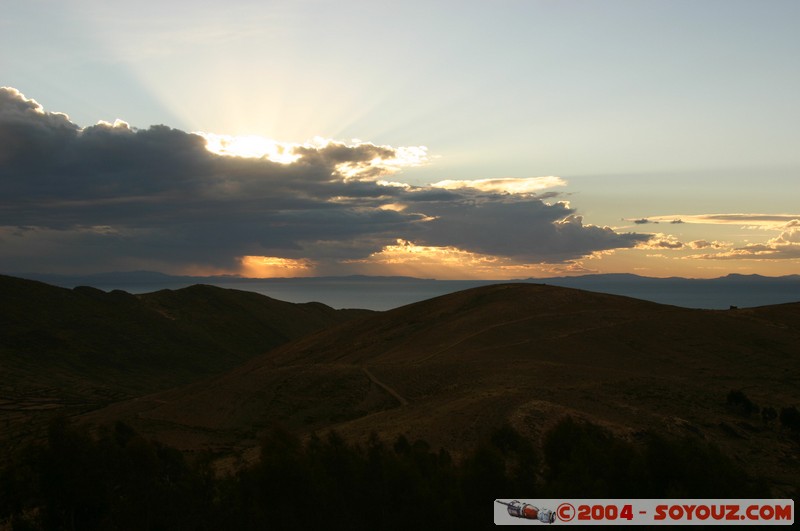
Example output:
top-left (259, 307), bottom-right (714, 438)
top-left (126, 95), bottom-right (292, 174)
top-left (543, 417), bottom-right (768, 498)
top-left (780, 406), bottom-right (800, 433)
top-left (0, 417), bottom-right (770, 530)
top-left (723, 390), bottom-right (800, 440)
top-left (726, 389), bottom-right (759, 417)
top-left (0, 419), bottom-right (215, 531)
top-left (761, 406), bottom-right (777, 424)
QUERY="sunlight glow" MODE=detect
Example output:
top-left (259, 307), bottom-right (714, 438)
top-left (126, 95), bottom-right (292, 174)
top-left (333, 144), bottom-right (428, 181)
top-left (345, 239), bottom-right (589, 280)
top-left (94, 119), bottom-right (132, 131)
top-left (240, 255), bottom-right (315, 277)
top-left (197, 133), bottom-right (301, 163)
top-left (378, 203), bottom-right (408, 212)
top-left (370, 239), bottom-right (495, 265)
top-left (648, 214), bottom-right (800, 230)
top-left (197, 133), bottom-right (428, 181)
top-left (431, 176), bottom-right (566, 195)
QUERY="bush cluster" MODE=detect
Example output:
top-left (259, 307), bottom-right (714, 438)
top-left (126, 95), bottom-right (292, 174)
top-left (726, 389), bottom-right (800, 434)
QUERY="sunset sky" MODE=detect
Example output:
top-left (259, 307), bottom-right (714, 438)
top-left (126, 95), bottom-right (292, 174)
top-left (2, 0), bottom-right (799, 279)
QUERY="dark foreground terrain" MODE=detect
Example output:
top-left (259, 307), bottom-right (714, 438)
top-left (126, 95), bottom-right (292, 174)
top-left (1, 276), bottom-right (798, 529)
top-left (85, 284), bottom-right (800, 492)
top-left (0, 274), bottom-right (369, 456)
top-left (0, 416), bottom-right (770, 530)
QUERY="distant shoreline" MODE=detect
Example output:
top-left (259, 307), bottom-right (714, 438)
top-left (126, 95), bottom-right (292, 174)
top-left (9, 272), bottom-right (800, 311)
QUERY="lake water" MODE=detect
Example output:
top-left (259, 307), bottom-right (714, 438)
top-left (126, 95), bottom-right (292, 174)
top-left (50, 275), bottom-right (800, 311)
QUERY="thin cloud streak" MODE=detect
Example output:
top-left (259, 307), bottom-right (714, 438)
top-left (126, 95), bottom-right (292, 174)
top-left (649, 213), bottom-right (800, 229)
top-left (430, 176), bottom-right (566, 195)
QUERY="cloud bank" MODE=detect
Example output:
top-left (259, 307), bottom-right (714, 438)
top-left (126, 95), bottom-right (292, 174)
top-left (687, 220), bottom-right (800, 261)
top-left (0, 87), bottom-right (650, 275)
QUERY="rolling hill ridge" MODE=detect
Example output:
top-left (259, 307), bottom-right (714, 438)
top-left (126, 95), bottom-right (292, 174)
top-left (0, 274), bottom-right (371, 453)
top-left (84, 283), bottom-right (800, 494)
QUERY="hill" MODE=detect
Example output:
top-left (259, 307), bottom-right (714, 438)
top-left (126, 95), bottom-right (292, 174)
top-left (85, 283), bottom-right (800, 494)
top-left (19, 270), bottom-right (800, 310)
top-left (0, 274), bottom-right (371, 453)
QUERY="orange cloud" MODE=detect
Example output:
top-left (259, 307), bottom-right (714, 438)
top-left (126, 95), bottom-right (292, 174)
top-left (345, 239), bottom-right (592, 279)
top-left (431, 176), bottom-right (565, 195)
top-left (240, 255), bottom-right (315, 277)
top-left (648, 213), bottom-right (800, 230)
top-left (636, 233), bottom-right (684, 250)
top-left (684, 220), bottom-right (800, 261)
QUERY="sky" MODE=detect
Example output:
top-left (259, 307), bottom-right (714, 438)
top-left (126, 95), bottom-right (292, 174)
top-left (2, 0), bottom-right (799, 279)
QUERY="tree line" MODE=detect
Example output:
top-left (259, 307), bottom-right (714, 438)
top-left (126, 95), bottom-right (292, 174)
top-left (1, 416), bottom-right (772, 530)
top-left (726, 389), bottom-right (800, 433)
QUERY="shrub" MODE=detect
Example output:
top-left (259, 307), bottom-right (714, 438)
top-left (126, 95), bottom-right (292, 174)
top-left (727, 389), bottom-right (759, 417)
top-left (779, 406), bottom-right (800, 432)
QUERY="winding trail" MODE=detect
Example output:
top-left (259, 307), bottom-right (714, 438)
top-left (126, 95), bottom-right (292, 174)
top-left (362, 367), bottom-right (409, 406)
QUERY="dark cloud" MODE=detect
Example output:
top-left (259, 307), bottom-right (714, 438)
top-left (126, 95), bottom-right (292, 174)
top-left (653, 239), bottom-right (683, 249)
top-left (418, 200), bottom-right (648, 261)
top-left (633, 218), bottom-right (657, 225)
top-left (687, 240), bottom-right (726, 250)
top-left (0, 87), bottom-right (652, 274)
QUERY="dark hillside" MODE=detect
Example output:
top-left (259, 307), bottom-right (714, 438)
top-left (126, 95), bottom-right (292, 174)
top-left (0, 274), bottom-right (371, 454)
top-left (87, 283), bottom-right (800, 494)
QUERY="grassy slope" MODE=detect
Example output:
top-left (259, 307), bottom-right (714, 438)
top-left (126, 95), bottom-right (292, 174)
top-left (0, 274), bottom-right (371, 452)
top-left (86, 283), bottom-right (800, 494)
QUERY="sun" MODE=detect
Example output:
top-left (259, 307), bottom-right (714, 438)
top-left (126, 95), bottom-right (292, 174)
top-left (196, 132), bottom-right (301, 163)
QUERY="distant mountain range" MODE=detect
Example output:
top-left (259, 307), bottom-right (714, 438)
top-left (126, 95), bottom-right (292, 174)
top-left (13, 270), bottom-right (800, 310)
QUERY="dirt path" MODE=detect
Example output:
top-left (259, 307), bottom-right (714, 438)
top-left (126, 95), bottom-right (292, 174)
top-left (362, 367), bottom-right (409, 406)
